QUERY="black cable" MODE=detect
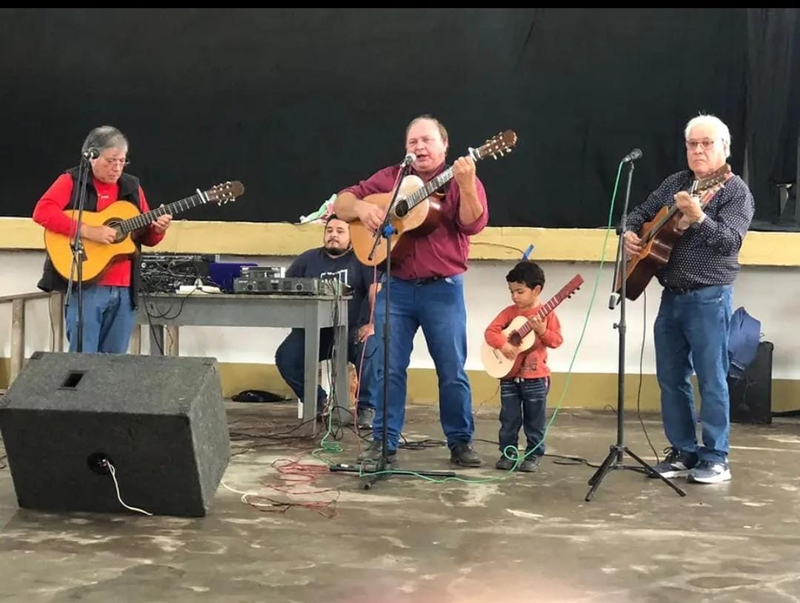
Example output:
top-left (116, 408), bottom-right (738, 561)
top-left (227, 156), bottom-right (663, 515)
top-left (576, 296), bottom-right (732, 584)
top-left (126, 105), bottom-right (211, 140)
top-left (635, 288), bottom-right (660, 463)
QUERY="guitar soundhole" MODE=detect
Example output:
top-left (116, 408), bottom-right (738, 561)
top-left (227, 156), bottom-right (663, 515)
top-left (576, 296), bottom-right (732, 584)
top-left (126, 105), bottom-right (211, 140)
top-left (394, 199), bottom-right (409, 218)
top-left (106, 221), bottom-right (123, 243)
top-left (508, 332), bottom-right (522, 347)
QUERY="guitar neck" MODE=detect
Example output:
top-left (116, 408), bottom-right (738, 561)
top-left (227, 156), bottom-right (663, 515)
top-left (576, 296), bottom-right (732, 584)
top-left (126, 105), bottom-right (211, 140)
top-left (515, 296), bottom-right (562, 338)
top-left (642, 204), bottom-right (682, 244)
top-left (403, 167), bottom-right (455, 211)
top-left (399, 131), bottom-right (518, 212)
top-left (118, 190), bottom-right (208, 234)
top-left (641, 171), bottom-right (727, 245)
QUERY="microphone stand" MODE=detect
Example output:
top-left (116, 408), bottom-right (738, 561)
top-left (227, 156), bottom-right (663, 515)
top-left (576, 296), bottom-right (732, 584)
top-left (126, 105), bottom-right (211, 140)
top-left (65, 152), bottom-right (93, 354)
top-left (330, 159), bottom-right (457, 489)
top-left (585, 158), bottom-right (686, 501)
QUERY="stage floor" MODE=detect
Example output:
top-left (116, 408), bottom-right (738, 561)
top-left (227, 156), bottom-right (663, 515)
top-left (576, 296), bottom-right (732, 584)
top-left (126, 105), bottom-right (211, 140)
top-left (0, 402), bottom-right (798, 602)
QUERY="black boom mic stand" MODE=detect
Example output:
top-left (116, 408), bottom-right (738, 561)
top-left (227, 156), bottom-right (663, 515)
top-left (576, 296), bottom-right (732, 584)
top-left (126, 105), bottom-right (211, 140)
top-left (65, 148), bottom-right (97, 354)
top-left (585, 150), bottom-right (686, 502)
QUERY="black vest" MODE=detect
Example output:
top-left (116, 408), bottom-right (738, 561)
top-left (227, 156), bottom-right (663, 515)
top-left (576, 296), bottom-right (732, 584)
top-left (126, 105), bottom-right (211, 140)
top-left (37, 168), bottom-right (144, 308)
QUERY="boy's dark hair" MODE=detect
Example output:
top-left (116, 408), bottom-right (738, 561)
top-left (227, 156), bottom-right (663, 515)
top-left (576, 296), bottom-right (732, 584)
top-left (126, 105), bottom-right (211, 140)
top-left (506, 260), bottom-right (545, 290)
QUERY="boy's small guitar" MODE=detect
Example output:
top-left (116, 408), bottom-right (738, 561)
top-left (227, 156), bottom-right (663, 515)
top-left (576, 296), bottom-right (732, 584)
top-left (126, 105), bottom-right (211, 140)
top-left (480, 274), bottom-right (584, 379)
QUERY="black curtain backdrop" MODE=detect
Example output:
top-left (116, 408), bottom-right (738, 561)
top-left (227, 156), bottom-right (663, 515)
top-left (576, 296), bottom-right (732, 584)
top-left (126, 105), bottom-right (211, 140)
top-left (746, 8), bottom-right (800, 227)
top-left (0, 8), bottom-right (796, 229)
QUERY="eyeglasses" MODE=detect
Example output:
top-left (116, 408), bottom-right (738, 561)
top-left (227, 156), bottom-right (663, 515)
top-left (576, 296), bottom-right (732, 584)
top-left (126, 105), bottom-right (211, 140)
top-left (101, 157), bottom-right (130, 167)
top-left (685, 139), bottom-right (718, 150)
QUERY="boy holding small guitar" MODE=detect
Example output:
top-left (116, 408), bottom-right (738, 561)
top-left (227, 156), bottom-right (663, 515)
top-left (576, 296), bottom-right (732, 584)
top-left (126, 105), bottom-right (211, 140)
top-left (484, 261), bottom-right (564, 472)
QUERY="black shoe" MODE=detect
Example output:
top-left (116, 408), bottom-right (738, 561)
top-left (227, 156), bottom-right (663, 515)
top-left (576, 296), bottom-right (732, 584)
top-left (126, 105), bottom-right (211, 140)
top-left (356, 407), bottom-right (375, 430)
top-left (357, 440), bottom-right (396, 465)
top-left (518, 455), bottom-right (541, 473)
top-left (315, 397), bottom-right (329, 420)
top-left (495, 455), bottom-right (516, 471)
top-left (450, 442), bottom-right (483, 467)
top-left (649, 447), bottom-right (698, 479)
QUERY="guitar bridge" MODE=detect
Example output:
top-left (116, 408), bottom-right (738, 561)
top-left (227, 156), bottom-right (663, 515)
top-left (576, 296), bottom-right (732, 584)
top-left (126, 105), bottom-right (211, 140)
top-left (69, 245), bottom-right (88, 262)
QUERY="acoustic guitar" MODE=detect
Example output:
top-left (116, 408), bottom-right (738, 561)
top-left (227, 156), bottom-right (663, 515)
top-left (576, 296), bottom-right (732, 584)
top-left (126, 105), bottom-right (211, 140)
top-left (616, 165), bottom-right (731, 301)
top-left (44, 180), bottom-right (244, 283)
top-left (349, 130), bottom-right (518, 266)
top-left (481, 274), bottom-right (584, 379)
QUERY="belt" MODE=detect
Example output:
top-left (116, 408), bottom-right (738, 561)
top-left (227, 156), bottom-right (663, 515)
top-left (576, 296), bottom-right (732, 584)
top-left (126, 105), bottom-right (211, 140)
top-left (407, 276), bottom-right (445, 286)
top-left (663, 284), bottom-right (706, 295)
top-left (504, 376), bottom-right (548, 384)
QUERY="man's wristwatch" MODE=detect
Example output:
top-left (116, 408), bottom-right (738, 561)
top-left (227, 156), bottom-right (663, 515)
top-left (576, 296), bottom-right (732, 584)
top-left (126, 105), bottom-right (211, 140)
top-left (690, 213), bottom-right (707, 230)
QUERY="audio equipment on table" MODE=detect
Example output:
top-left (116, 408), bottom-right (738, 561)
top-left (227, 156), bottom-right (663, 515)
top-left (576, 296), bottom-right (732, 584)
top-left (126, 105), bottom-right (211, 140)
top-left (233, 276), bottom-right (350, 296)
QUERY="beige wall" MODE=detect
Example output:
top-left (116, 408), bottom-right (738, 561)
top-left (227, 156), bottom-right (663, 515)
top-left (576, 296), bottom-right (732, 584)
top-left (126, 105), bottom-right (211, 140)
top-left (1, 219), bottom-right (797, 412)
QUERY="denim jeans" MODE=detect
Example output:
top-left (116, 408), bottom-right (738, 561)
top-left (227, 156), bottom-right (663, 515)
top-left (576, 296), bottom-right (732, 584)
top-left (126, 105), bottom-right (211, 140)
top-left (371, 274), bottom-right (474, 451)
top-left (64, 285), bottom-right (135, 354)
top-left (275, 326), bottom-right (376, 410)
top-left (499, 377), bottom-right (549, 458)
top-left (653, 284), bottom-right (733, 463)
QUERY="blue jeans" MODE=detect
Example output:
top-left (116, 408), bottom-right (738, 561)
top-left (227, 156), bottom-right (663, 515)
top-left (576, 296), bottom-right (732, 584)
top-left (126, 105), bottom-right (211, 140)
top-left (371, 274), bottom-right (474, 451)
top-left (653, 284), bottom-right (733, 463)
top-left (499, 377), bottom-right (549, 457)
top-left (64, 285), bottom-right (135, 354)
top-left (275, 327), bottom-right (376, 410)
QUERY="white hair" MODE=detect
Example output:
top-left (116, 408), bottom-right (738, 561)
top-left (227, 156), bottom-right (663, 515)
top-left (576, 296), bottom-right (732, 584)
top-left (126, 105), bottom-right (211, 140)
top-left (684, 114), bottom-right (731, 158)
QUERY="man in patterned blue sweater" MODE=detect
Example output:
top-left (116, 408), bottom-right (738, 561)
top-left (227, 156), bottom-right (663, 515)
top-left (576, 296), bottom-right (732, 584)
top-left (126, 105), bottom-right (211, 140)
top-left (624, 114), bottom-right (755, 484)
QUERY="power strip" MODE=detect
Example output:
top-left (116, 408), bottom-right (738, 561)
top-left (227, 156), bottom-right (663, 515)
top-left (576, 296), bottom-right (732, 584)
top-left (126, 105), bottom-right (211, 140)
top-left (176, 285), bottom-right (222, 294)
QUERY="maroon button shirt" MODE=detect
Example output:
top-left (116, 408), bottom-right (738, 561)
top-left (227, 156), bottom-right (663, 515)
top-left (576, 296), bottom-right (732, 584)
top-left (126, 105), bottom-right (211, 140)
top-left (339, 162), bottom-right (489, 280)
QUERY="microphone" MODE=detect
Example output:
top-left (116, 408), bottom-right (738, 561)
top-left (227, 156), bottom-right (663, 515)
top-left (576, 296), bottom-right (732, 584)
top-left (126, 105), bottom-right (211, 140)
top-left (82, 147), bottom-right (100, 160)
top-left (621, 148), bottom-right (642, 163)
top-left (400, 153), bottom-right (416, 167)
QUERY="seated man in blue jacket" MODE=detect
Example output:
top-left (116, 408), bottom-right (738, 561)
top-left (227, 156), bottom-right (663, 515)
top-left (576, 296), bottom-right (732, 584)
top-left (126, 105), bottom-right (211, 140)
top-left (275, 214), bottom-right (377, 429)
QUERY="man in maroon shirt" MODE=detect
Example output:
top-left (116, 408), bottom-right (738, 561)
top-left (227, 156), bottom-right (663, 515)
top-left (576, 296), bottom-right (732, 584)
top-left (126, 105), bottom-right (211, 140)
top-left (333, 114), bottom-right (488, 467)
top-left (33, 125), bottom-right (172, 354)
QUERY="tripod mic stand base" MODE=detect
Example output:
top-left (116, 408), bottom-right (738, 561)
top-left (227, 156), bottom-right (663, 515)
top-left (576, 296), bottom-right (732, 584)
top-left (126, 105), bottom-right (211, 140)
top-left (329, 462), bottom-right (457, 490)
top-left (585, 444), bottom-right (687, 502)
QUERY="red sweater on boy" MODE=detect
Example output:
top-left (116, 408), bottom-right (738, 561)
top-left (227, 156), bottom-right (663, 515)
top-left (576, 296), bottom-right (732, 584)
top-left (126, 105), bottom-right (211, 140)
top-left (484, 304), bottom-right (564, 379)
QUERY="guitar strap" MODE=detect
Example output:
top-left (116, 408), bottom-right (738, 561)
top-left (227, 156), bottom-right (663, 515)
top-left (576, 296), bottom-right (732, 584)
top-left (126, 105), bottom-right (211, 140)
top-left (431, 163), bottom-right (452, 197)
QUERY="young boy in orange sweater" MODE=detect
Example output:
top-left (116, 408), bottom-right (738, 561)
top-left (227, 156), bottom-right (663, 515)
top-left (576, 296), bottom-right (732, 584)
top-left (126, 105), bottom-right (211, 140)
top-left (484, 261), bottom-right (563, 472)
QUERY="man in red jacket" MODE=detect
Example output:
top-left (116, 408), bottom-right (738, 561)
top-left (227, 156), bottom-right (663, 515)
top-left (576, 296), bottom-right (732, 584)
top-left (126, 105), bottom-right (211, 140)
top-left (33, 125), bottom-right (172, 354)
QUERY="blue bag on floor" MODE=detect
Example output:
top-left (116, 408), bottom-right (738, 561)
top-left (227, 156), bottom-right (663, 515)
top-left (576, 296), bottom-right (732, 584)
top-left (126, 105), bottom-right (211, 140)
top-left (728, 307), bottom-right (762, 379)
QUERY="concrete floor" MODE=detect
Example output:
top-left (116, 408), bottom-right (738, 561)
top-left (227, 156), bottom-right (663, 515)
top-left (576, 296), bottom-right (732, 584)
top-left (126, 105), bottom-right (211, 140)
top-left (0, 401), bottom-right (799, 603)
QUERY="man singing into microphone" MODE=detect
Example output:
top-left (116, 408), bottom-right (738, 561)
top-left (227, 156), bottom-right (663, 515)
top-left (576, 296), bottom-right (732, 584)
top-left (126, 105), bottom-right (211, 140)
top-left (333, 114), bottom-right (489, 468)
top-left (33, 125), bottom-right (172, 354)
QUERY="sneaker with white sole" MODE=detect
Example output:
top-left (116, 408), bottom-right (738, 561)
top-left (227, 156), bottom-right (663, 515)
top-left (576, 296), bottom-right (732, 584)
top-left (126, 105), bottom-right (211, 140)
top-left (356, 407), bottom-right (375, 430)
top-left (688, 460), bottom-right (731, 484)
top-left (648, 447), bottom-right (698, 479)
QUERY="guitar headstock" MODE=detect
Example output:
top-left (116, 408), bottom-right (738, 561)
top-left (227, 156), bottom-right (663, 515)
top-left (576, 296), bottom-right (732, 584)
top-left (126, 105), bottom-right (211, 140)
top-left (557, 274), bottom-right (585, 300)
top-left (205, 180), bottom-right (245, 205)
top-left (470, 130), bottom-right (518, 162)
top-left (694, 164), bottom-right (732, 194)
